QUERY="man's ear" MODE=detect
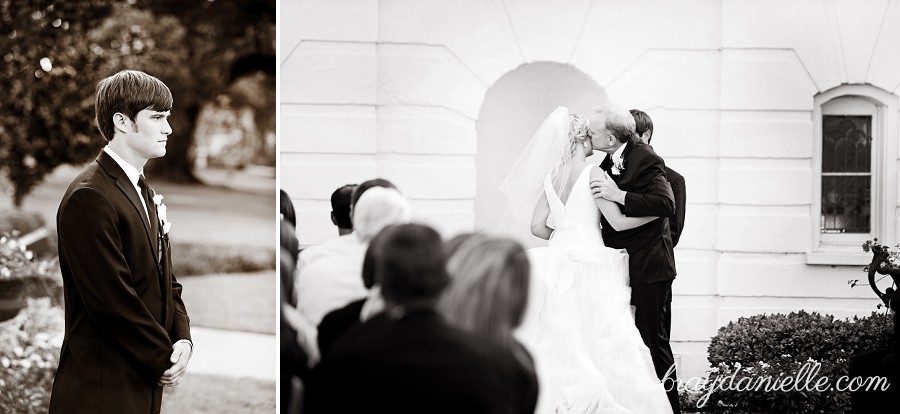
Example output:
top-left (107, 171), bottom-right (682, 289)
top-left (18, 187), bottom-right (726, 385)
top-left (642, 131), bottom-right (652, 144)
top-left (330, 212), bottom-right (338, 226)
top-left (113, 112), bottom-right (130, 133)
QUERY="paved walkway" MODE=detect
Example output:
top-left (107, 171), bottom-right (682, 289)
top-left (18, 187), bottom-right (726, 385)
top-left (187, 327), bottom-right (276, 381)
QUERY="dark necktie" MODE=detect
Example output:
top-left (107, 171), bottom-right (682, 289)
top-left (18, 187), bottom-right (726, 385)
top-left (137, 174), bottom-right (160, 258)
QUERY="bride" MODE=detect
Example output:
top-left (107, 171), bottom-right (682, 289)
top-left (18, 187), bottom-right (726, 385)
top-left (502, 107), bottom-right (673, 414)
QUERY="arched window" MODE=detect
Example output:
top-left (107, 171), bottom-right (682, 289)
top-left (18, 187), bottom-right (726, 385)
top-left (808, 86), bottom-right (899, 264)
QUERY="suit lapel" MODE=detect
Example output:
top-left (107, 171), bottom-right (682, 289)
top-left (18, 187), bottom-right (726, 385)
top-left (616, 141), bottom-right (641, 187)
top-left (146, 190), bottom-right (159, 261)
top-left (599, 153), bottom-right (612, 171)
top-left (97, 152), bottom-right (162, 273)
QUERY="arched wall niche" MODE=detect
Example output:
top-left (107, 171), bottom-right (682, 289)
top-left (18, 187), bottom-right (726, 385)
top-left (475, 62), bottom-right (608, 247)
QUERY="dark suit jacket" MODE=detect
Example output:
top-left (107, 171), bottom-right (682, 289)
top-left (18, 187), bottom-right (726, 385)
top-left (50, 151), bottom-right (191, 414)
top-left (317, 297), bottom-right (365, 358)
top-left (306, 308), bottom-right (537, 414)
top-left (600, 140), bottom-right (677, 285)
top-left (665, 166), bottom-right (686, 247)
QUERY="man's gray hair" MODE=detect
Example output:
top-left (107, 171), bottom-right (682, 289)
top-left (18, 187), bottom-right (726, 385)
top-left (592, 104), bottom-right (637, 144)
top-left (353, 187), bottom-right (412, 242)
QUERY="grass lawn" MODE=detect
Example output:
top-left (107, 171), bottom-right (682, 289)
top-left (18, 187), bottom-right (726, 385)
top-left (173, 242), bottom-right (275, 276)
top-left (179, 271), bottom-right (276, 334)
top-left (162, 373), bottom-right (274, 414)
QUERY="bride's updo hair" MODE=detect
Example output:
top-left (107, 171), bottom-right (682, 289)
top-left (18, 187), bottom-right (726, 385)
top-left (569, 113), bottom-right (590, 142)
top-left (567, 113), bottom-right (590, 156)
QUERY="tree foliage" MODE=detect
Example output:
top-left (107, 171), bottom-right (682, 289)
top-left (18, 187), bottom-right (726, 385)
top-left (0, 0), bottom-right (274, 207)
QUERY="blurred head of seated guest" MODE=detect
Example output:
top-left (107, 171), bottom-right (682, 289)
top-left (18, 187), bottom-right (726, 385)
top-left (349, 178), bottom-right (396, 221)
top-left (438, 233), bottom-right (537, 412)
top-left (330, 184), bottom-right (357, 236)
top-left (280, 189), bottom-right (296, 229)
top-left (352, 187), bottom-right (411, 243)
top-left (440, 233), bottom-right (530, 344)
top-left (376, 223), bottom-right (449, 312)
top-left (305, 224), bottom-right (535, 414)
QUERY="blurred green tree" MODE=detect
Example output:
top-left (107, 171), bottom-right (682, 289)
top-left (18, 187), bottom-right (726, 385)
top-left (0, 0), bottom-right (115, 207)
top-left (0, 0), bottom-right (274, 207)
top-left (137, 0), bottom-right (275, 180)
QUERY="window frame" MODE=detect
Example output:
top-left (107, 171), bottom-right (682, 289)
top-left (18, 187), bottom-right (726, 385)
top-left (808, 85), bottom-right (899, 265)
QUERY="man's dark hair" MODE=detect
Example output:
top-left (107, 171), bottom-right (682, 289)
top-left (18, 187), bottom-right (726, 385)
top-left (280, 189), bottom-right (296, 228)
top-left (330, 184), bottom-right (357, 230)
top-left (377, 224), bottom-right (448, 305)
top-left (630, 109), bottom-right (654, 144)
top-left (95, 70), bottom-right (173, 141)
top-left (350, 178), bottom-right (397, 210)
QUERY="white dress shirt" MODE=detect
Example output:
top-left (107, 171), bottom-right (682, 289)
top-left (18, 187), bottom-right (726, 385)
top-left (103, 146), bottom-right (150, 222)
top-left (294, 233), bottom-right (369, 326)
top-left (611, 142), bottom-right (628, 171)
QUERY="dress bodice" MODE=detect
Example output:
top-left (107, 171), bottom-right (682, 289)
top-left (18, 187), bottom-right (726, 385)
top-left (544, 165), bottom-right (600, 230)
top-left (544, 165), bottom-right (614, 254)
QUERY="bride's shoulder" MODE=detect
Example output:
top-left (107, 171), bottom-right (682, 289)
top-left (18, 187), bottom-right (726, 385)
top-left (587, 164), bottom-right (604, 181)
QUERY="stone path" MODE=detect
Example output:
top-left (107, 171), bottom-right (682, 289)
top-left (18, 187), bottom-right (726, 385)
top-left (186, 326), bottom-right (276, 381)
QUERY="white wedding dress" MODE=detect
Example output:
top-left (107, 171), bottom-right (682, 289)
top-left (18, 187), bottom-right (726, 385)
top-left (515, 165), bottom-right (673, 414)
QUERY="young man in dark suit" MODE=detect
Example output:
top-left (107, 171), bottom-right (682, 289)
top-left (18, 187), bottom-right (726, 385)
top-left (630, 109), bottom-right (686, 247)
top-left (50, 70), bottom-right (192, 414)
top-left (588, 105), bottom-right (681, 413)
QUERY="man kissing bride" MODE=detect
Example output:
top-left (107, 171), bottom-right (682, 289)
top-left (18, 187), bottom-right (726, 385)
top-left (502, 104), bottom-right (679, 414)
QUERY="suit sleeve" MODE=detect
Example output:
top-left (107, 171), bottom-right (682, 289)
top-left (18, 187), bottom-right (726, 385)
top-left (58, 188), bottom-right (173, 380)
top-left (622, 153), bottom-right (675, 217)
top-left (169, 268), bottom-right (192, 343)
top-left (669, 170), bottom-right (687, 247)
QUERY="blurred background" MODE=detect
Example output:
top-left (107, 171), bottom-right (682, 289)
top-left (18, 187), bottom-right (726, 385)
top-left (0, 1), bottom-right (276, 413)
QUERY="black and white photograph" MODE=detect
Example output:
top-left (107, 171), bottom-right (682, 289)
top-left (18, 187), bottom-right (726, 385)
top-left (3, 0), bottom-right (900, 413)
top-left (0, 1), bottom-right (276, 413)
top-left (281, 1), bottom-right (898, 413)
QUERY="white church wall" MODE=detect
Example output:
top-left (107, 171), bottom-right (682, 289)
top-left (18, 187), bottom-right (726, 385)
top-left (282, 0), bottom-right (899, 380)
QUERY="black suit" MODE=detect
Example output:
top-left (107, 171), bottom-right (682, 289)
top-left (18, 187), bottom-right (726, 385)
top-left (306, 308), bottom-right (537, 414)
top-left (317, 297), bottom-right (365, 358)
top-left (50, 151), bottom-right (190, 414)
top-left (665, 166), bottom-right (686, 247)
top-left (599, 140), bottom-right (676, 285)
top-left (600, 140), bottom-right (680, 413)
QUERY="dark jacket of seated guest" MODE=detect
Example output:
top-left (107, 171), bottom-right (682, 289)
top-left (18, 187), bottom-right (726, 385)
top-left (316, 297), bottom-right (365, 358)
top-left (305, 306), bottom-right (535, 414)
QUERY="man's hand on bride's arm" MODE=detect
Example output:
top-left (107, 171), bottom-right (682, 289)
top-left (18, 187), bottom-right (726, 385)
top-left (589, 173), bottom-right (626, 205)
top-left (158, 340), bottom-right (192, 387)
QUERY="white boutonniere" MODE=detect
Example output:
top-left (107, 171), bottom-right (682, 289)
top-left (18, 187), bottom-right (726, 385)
top-left (152, 193), bottom-right (172, 235)
top-left (611, 156), bottom-right (625, 176)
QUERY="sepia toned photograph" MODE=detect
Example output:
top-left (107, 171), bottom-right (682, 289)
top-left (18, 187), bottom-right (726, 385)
top-left (0, 1), bottom-right (276, 413)
top-left (280, 1), bottom-right (898, 413)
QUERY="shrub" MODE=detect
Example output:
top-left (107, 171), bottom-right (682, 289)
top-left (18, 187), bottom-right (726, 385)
top-left (0, 298), bottom-right (64, 414)
top-left (0, 235), bottom-right (64, 308)
top-left (683, 310), bottom-right (894, 413)
top-left (0, 210), bottom-right (57, 258)
top-left (171, 242), bottom-right (275, 276)
top-left (0, 210), bottom-right (45, 236)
